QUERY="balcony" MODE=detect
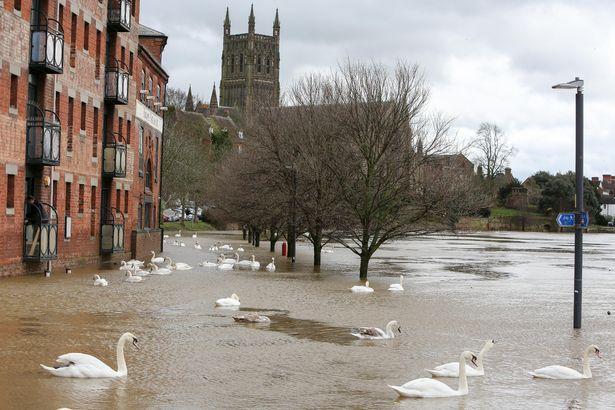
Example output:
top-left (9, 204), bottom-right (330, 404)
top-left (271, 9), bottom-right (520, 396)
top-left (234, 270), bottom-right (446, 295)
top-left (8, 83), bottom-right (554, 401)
top-left (103, 132), bottom-right (127, 178)
top-left (101, 207), bottom-right (125, 254)
top-left (30, 9), bottom-right (64, 74)
top-left (26, 102), bottom-right (61, 166)
top-left (108, 0), bottom-right (132, 32)
top-left (105, 59), bottom-right (130, 105)
top-left (24, 202), bottom-right (58, 261)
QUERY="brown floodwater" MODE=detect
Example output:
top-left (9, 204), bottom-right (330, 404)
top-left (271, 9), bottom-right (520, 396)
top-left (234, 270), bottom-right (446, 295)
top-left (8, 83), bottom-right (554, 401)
top-left (1, 231), bottom-right (615, 409)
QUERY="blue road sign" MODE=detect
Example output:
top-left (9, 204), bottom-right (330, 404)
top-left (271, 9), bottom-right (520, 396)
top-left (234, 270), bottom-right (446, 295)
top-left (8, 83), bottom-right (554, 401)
top-left (557, 212), bottom-right (589, 228)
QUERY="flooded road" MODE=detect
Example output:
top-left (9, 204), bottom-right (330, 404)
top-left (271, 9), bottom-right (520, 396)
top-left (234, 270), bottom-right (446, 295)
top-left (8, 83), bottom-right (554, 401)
top-left (1, 231), bottom-right (615, 409)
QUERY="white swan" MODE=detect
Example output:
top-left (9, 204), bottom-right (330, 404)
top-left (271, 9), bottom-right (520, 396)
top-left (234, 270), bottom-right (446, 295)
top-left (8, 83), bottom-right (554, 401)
top-left (125, 259), bottom-right (144, 267)
top-left (426, 340), bottom-right (495, 377)
top-left (388, 275), bottom-right (404, 292)
top-left (150, 251), bottom-right (164, 265)
top-left (40, 333), bottom-right (139, 378)
top-left (199, 260), bottom-right (219, 267)
top-left (350, 281), bottom-right (373, 293)
top-left (236, 255), bottom-right (254, 269)
top-left (119, 260), bottom-right (142, 271)
top-left (132, 265), bottom-right (151, 277)
top-left (237, 247), bottom-right (245, 252)
top-left (192, 233), bottom-right (198, 239)
top-left (220, 253), bottom-right (239, 265)
top-left (215, 293), bottom-right (240, 307)
top-left (529, 344), bottom-right (601, 379)
top-left (249, 255), bottom-right (260, 270)
top-left (165, 258), bottom-right (192, 271)
top-left (351, 320), bottom-right (401, 339)
top-left (266, 257), bottom-right (276, 272)
top-left (163, 234), bottom-right (169, 239)
top-left (124, 271), bottom-right (144, 283)
top-left (194, 241), bottom-right (202, 250)
top-left (389, 351), bottom-right (478, 398)
top-left (233, 312), bottom-right (270, 323)
top-left (209, 243), bottom-right (219, 252)
top-left (217, 261), bottom-right (234, 271)
top-left (180, 242), bottom-right (186, 247)
top-left (174, 230), bottom-right (182, 238)
top-left (92, 275), bottom-right (108, 287)
top-left (148, 264), bottom-right (172, 275)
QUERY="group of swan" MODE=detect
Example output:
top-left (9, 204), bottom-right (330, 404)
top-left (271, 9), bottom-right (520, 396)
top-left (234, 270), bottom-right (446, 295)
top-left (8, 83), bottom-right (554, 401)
top-left (198, 253), bottom-right (275, 272)
top-left (351, 276), bottom-right (405, 293)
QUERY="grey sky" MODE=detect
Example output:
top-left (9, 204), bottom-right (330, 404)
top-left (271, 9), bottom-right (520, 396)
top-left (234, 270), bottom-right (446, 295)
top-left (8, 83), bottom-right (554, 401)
top-left (141, 0), bottom-right (615, 180)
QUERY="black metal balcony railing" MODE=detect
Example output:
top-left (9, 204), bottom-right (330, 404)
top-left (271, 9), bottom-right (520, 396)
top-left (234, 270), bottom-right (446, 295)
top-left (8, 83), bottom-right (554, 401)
top-left (108, 0), bottom-right (132, 32)
top-left (101, 207), bottom-right (125, 254)
top-left (105, 59), bottom-right (130, 105)
top-left (26, 102), bottom-right (61, 166)
top-left (24, 202), bottom-right (58, 261)
top-left (30, 9), bottom-right (64, 74)
top-left (103, 132), bottom-right (127, 178)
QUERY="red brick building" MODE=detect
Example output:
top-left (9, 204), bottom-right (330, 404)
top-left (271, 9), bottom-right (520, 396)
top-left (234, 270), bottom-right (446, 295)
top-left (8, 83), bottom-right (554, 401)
top-left (0, 0), bottom-right (168, 276)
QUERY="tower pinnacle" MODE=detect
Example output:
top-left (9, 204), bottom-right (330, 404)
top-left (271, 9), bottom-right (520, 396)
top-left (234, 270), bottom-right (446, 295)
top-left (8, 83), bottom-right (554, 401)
top-left (248, 4), bottom-right (255, 33)
top-left (224, 7), bottom-right (231, 36)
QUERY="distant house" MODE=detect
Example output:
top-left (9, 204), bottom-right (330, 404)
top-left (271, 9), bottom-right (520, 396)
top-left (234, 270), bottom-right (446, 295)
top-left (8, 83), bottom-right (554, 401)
top-left (522, 177), bottom-right (543, 207)
top-left (601, 196), bottom-right (615, 218)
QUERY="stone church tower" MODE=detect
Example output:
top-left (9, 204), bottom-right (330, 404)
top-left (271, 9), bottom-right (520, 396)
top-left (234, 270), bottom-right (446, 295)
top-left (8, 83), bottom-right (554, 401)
top-left (219, 5), bottom-right (280, 109)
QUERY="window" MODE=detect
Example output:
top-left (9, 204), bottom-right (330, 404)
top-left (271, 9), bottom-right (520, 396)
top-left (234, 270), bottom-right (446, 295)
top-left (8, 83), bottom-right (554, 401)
top-left (115, 189), bottom-right (121, 210)
top-left (148, 77), bottom-right (153, 107)
top-left (58, 5), bottom-right (64, 32)
top-left (65, 182), bottom-right (72, 216)
top-left (124, 190), bottom-right (129, 213)
top-left (126, 120), bottom-right (131, 144)
top-left (121, 46), bottom-right (126, 66)
top-left (10, 75), bottom-right (18, 109)
top-left (154, 137), bottom-right (159, 182)
top-left (91, 186), bottom-right (97, 209)
top-left (80, 102), bottom-right (86, 131)
top-left (138, 126), bottom-right (144, 175)
top-left (239, 54), bottom-right (244, 72)
top-left (70, 14), bottom-right (77, 67)
top-left (230, 55), bottom-right (235, 74)
top-left (266, 56), bottom-right (271, 74)
top-left (55, 92), bottom-right (61, 117)
top-left (83, 22), bottom-right (89, 52)
top-left (67, 97), bottom-right (74, 151)
top-left (118, 117), bottom-right (123, 136)
top-left (52, 180), bottom-right (58, 208)
top-left (78, 184), bottom-right (84, 214)
top-left (6, 175), bottom-right (15, 209)
top-left (129, 52), bottom-right (134, 75)
top-left (90, 186), bottom-right (96, 237)
top-left (92, 107), bottom-right (99, 157)
top-left (145, 160), bottom-right (152, 189)
top-left (95, 30), bottom-right (101, 79)
top-left (257, 55), bottom-right (262, 73)
top-left (140, 70), bottom-right (146, 101)
top-left (14, 0), bottom-right (21, 11)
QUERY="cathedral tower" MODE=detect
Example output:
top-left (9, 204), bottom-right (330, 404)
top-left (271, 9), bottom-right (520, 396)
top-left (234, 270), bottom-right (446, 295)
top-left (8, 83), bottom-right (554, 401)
top-left (219, 5), bottom-right (280, 109)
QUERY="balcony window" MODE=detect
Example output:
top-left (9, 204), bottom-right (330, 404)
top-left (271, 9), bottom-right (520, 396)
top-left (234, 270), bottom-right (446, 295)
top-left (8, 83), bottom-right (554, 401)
top-left (24, 202), bottom-right (58, 261)
top-left (30, 9), bottom-right (64, 74)
top-left (101, 207), bottom-right (125, 254)
top-left (108, 0), bottom-right (132, 32)
top-left (26, 102), bottom-right (61, 166)
top-left (105, 59), bottom-right (130, 105)
top-left (103, 132), bottom-right (127, 178)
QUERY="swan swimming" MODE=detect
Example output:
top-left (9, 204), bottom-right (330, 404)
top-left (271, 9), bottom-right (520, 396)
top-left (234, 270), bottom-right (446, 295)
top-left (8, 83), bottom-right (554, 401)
top-left (351, 320), bottom-right (401, 339)
top-left (249, 255), bottom-right (260, 270)
top-left (426, 340), bottom-right (495, 377)
top-left (40, 332), bottom-right (140, 378)
top-left (150, 251), bottom-right (164, 265)
top-left (529, 344), bottom-right (601, 379)
top-left (215, 293), bottom-right (240, 307)
top-left (233, 312), bottom-right (270, 323)
top-left (124, 271), bottom-right (144, 283)
top-left (192, 233), bottom-right (198, 239)
top-left (350, 281), bottom-right (373, 293)
top-left (148, 264), bottom-right (172, 275)
top-left (92, 275), bottom-right (108, 287)
top-left (194, 241), bottom-right (202, 250)
top-left (165, 257), bottom-right (192, 271)
top-left (265, 257), bottom-right (276, 272)
top-left (389, 351), bottom-right (478, 398)
top-left (174, 230), bottom-right (182, 238)
top-left (388, 275), bottom-right (404, 292)
top-left (237, 247), bottom-right (245, 252)
top-left (119, 260), bottom-right (142, 271)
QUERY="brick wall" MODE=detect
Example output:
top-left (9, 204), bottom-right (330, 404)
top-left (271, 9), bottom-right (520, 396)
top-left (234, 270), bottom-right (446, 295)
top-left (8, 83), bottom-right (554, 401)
top-left (131, 229), bottom-right (162, 260)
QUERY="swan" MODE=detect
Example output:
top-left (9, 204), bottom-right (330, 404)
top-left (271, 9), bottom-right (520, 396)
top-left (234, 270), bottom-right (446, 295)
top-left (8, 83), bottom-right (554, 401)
top-left (529, 344), bottom-right (601, 379)
top-left (249, 255), bottom-right (260, 270)
top-left (199, 258), bottom-right (220, 267)
top-left (388, 275), bottom-right (404, 292)
top-left (173, 240), bottom-right (179, 246)
top-left (266, 257), bottom-right (276, 272)
top-left (220, 244), bottom-right (233, 251)
top-left (119, 260), bottom-right (142, 271)
top-left (165, 258), bottom-right (192, 271)
top-left (124, 271), bottom-right (144, 283)
top-left (323, 248), bottom-right (334, 253)
top-left (350, 281), bottom-right (373, 293)
top-left (125, 259), bottom-right (144, 267)
top-left (174, 230), bottom-right (182, 238)
top-left (209, 243), bottom-right (220, 252)
top-left (236, 255), bottom-right (254, 269)
top-left (215, 293), bottom-right (240, 307)
top-left (148, 264), bottom-right (172, 275)
top-left (389, 351), bottom-right (478, 398)
top-left (40, 333), bottom-right (139, 378)
top-left (194, 241), bottom-right (202, 250)
top-left (233, 312), bottom-right (270, 323)
top-left (132, 266), bottom-right (151, 277)
top-left (92, 275), bottom-right (108, 287)
top-left (220, 253), bottom-right (238, 265)
top-left (426, 340), bottom-right (496, 377)
top-left (192, 233), bottom-right (198, 239)
top-left (163, 234), bottom-right (169, 239)
top-left (237, 247), bottom-right (245, 252)
top-left (351, 320), bottom-right (401, 339)
top-left (150, 251), bottom-right (164, 265)
top-left (180, 242), bottom-right (186, 247)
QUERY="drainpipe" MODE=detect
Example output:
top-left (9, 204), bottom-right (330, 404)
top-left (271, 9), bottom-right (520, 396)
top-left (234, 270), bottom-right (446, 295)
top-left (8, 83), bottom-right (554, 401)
top-left (158, 91), bottom-right (167, 252)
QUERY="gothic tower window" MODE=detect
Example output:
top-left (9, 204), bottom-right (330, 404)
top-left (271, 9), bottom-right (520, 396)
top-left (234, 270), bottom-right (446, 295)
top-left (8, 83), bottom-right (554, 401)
top-left (230, 55), bottom-right (235, 74)
top-left (257, 55), bottom-right (262, 73)
top-left (266, 56), bottom-right (271, 74)
top-left (239, 54), bottom-right (244, 72)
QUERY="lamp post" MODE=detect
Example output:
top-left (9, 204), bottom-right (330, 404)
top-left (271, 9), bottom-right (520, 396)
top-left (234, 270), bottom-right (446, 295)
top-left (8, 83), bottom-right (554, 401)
top-left (552, 77), bottom-right (584, 329)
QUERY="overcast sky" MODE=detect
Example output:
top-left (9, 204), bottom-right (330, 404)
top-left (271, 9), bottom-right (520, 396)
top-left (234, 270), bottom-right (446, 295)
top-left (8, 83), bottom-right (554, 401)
top-left (141, 0), bottom-right (615, 180)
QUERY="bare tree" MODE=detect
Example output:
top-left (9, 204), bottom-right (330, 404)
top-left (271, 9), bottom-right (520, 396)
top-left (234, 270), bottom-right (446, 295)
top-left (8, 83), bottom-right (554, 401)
top-left (473, 122), bottom-right (515, 180)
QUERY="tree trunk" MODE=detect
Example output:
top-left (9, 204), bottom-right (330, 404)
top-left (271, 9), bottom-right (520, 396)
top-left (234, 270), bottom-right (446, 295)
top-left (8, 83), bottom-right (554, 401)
top-left (269, 228), bottom-right (277, 252)
top-left (359, 253), bottom-right (370, 281)
top-left (312, 230), bottom-right (322, 266)
top-left (248, 228), bottom-right (253, 243)
top-left (255, 228), bottom-right (260, 247)
top-left (242, 225), bottom-right (247, 240)
top-left (181, 203), bottom-right (185, 227)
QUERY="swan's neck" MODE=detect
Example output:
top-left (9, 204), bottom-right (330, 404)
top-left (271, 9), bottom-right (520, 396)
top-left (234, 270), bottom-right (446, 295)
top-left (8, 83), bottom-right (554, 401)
top-left (116, 335), bottom-right (129, 376)
top-left (458, 354), bottom-right (468, 394)
top-left (385, 323), bottom-right (394, 338)
top-left (476, 344), bottom-right (490, 371)
top-left (582, 348), bottom-right (592, 378)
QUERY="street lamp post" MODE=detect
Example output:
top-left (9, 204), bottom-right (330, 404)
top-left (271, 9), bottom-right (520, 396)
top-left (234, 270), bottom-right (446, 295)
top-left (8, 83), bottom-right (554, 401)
top-left (552, 77), bottom-right (584, 329)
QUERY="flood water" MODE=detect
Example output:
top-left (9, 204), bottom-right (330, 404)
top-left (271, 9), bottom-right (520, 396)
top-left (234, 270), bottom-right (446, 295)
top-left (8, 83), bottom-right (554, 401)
top-left (1, 231), bottom-right (615, 409)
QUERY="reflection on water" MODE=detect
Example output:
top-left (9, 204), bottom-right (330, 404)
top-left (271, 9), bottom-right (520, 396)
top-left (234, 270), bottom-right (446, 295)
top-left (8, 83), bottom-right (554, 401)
top-left (1, 231), bottom-right (615, 408)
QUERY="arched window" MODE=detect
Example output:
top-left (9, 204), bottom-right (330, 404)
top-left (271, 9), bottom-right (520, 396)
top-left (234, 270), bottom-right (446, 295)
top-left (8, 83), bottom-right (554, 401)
top-left (257, 55), bottom-right (262, 73)
top-left (156, 84), bottom-right (161, 112)
top-left (145, 159), bottom-right (152, 189)
top-left (148, 77), bottom-right (153, 107)
top-left (140, 70), bottom-right (146, 101)
top-left (230, 55), bottom-right (235, 74)
top-left (239, 54), bottom-right (244, 72)
top-left (266, 56), bottom-right (271, 74)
